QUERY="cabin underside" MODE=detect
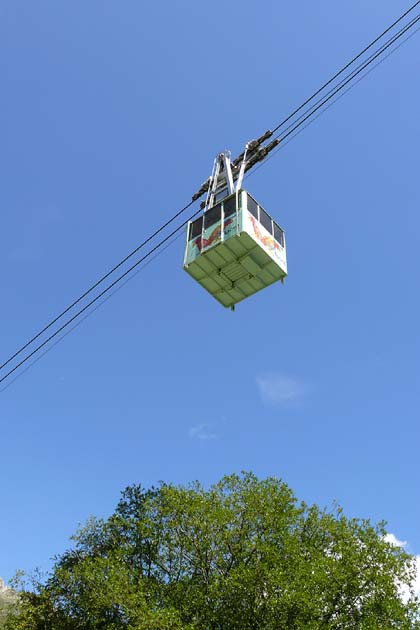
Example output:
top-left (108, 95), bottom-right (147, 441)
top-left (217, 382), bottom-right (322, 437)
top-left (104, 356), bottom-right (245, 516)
top-left (184, 231), bottom-right (285, 308)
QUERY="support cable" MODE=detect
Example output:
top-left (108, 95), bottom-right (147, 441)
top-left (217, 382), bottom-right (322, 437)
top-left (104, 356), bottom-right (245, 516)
top-left (272, 13), bottom-right (420, 147)
top-left (271, 0), bottom-right (420, 134)
top-left (248, 21), bottom-right (420, 180)
top-left (0, 211), bottom-right (200, 385)
top-left (0, 232), bottom-right (184, 393)
top-left (0, 200), bottom-right (194, 372)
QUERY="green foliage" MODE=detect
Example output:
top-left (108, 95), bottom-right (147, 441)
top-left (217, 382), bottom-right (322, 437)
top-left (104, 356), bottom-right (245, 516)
top-left (4, 473), bottom-right (420, 629)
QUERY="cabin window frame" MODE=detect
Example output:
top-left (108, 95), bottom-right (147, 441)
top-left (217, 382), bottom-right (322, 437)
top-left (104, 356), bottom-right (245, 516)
top-left (203, 203), bottom-right (222, 231)
top-left (259, 206), bottom-right (273, 235)
top-left (223, 194), bottom-right (237, 218)
top-left (246, 193), bottom-right (259, 220)
top-left (189, 216), bottom-right (203, 240)
top-left (273, 221), bottom-right (285, 248)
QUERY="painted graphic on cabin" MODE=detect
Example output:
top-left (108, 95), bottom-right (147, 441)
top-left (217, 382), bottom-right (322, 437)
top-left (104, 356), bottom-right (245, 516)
top-left (185, 213), bottom-right (239, 265)
top-left (248, 214), bottom-right (286, 269)
top-left (194, 218), bottom-right (234, 253)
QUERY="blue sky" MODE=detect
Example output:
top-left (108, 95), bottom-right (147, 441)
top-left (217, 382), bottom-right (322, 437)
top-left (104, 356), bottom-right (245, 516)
top-left (1, 0), bottom-right (420, 582)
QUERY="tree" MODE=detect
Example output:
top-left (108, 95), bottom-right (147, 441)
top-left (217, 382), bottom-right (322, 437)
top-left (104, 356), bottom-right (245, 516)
top-left (4, 473), bottom-right (420, 629)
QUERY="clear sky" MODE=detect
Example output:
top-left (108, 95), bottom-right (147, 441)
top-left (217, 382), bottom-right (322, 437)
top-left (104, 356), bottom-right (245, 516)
top-left (1, 0), bottom-right (419, 583)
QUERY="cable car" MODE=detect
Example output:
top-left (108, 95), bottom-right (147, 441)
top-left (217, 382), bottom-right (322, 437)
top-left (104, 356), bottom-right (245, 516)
top-left (184, 134), bottom-right (287, 309)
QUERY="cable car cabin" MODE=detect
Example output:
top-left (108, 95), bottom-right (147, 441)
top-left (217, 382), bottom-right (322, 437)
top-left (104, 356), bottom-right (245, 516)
top-left (183, 190), bottom-right (287, 309)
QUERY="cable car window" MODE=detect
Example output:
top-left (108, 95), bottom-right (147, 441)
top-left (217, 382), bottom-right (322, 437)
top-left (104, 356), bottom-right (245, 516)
top-left (247, 194), bottom-right (259, 219)
top-left (223, 195), bottom-right (236, 218)
top-left (190, 216), bottom-right (203, 240)
top-left (273, 222), bottom-right (285, 247)
top-left (204, 203), bottom-right (222, 229)
top-left (259, 208), bottom-right (273, 234)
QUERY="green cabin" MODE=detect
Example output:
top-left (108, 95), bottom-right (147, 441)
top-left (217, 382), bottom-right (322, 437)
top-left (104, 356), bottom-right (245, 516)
top-left (183, 190), bottom-right (287, 309)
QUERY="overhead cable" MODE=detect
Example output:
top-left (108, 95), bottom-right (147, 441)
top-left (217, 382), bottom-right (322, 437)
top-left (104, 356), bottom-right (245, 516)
top-left (271, 0), bottom-right (420, 135)
top-left (0, 211), bottom-right (200, 385)
top-left (0, 199), bottom-right (194, 373)
top-left (0, 231), bottom-right (184, 393)
top-left (272, 12), bottom-right (420, 147)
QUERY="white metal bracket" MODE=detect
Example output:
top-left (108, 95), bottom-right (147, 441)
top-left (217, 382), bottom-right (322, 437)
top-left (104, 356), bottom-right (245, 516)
top-left (191, 129), bottom-right (279, 211)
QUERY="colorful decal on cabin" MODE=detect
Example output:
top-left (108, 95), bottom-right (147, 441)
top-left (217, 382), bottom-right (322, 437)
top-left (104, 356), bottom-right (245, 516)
top-left (248, 214), bottom-right (284, 265)
top-left (194, 218), bottom-right (234, 253)
top-left (185, 213), bottom-right (239, 265)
